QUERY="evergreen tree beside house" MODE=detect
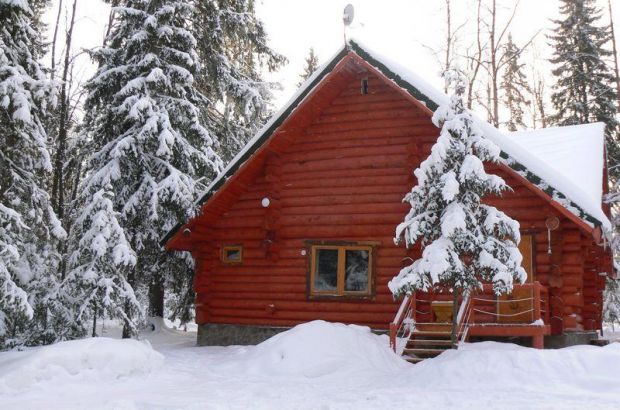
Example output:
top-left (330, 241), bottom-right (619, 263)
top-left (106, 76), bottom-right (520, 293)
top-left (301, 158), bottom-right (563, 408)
top-left (389, 72), bottom-right (527, 342)
top-left (550, 0), bottom-right (619, 175)
top-left (63, 188), bottom-right (140, 336)
top-left (192, 0), bottom-right (287, 164)
top-left (0, 0), bottom-right (67, 348)
top-left (297, 47), bottom-right (319, 86)
top-left (550, 0), bottom-right (620, 327)
top-left (68, 0), bottom-right (223, 336)
top-left (501, 34), bottom-right (530, 132)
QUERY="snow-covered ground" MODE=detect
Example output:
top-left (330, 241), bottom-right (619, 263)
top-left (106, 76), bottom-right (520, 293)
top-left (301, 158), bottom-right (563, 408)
top-left (1, 320), bottom-right (619, 410)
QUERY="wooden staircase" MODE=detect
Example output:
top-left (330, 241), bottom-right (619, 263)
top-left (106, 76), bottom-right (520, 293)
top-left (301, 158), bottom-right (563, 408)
top-left (390, 285), bottom-right (551, 361)
top-left (390, 293), bottom-right (472, 364)
top-left (401, 323), bottom-right (454, 364)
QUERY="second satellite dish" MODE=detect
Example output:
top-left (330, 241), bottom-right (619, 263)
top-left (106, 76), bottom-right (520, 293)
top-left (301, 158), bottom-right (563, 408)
top-left (343, 4), bottom-right (354, 26)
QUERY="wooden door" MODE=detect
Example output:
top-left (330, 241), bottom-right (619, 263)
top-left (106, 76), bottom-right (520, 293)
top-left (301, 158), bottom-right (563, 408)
top-left (498, 235), bottom-right (534, 323)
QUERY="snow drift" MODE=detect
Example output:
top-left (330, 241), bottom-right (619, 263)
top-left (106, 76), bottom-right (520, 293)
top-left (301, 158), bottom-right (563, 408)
top-left (0, 337), bottom-right (163, 393)
top-left (209, 320), bottom-right (408, 378)
top-left (406, 341), bottom-right (620, 392)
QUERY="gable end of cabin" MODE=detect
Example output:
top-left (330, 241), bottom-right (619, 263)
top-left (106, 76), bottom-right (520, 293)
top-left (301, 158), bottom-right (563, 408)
top-left (165, 47), bottom-right (612, 348)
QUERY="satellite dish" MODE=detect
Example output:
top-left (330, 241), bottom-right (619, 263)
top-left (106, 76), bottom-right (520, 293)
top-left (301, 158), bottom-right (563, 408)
top-left (343, 4), bottom-right (355, 26)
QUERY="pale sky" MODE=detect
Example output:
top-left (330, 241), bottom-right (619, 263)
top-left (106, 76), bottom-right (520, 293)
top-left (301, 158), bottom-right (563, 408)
top-left (43, 0), bottom-right (620, 117)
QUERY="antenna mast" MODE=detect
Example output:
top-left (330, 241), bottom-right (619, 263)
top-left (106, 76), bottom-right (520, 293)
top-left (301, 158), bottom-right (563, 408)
top-left (343, 4), bottom-right (354, 46)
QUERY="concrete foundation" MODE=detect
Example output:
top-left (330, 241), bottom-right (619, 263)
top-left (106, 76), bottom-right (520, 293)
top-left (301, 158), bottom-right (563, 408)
top-left (458, 331), bottom-right (600, 349)
top-left (197, 323), bottom-right (289, 346)
top-left (197, 323), bottom-right (600, 349)
top-left (196, 323), bottom-right (389, 346)
top-left (544, 331), bottom-right (599, 349)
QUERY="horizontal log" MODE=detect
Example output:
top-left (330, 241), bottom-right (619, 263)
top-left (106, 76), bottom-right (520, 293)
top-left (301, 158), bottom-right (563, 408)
top-left (207, 307), bottom-right (394, 324)
top-left (279, 213), bottom-right (402, 227)
top-left (281, 195), bottom-right (406, 209)
top-left (305, 118), bottom-right (431, 135)
top-left (279, 224), bottom-right (395, 239)
top-left (281, 184), bottom-right (406, 198)
top-left (303, 126), bottom-right (437, 143)
top-left (287, 136), bottom-right (415, 154)
top-left (202, 291), bottom-right (398, 304)
top-left (561, 253), bottom-right (584, 265)
top-left (321, 99), bottom-right (412, 115)
top-left (281, 154), bottom-right (405, 174)
top-left (207, 299), bottom-right (398, 313)
top-left (330, 92), bottom-right (408, 106)
top-left (281, 166), bottom-right (407, 183)
top-left (203, 316), bottom-right (390, 330)
top-left (207, 283), bottom-right (307, 293)
top-left (315, 108), bottom-right (425, 125)
top-left (281, 174), bottom-right (410, 190)
top-left (562, 294), bottom-right (584, 307)
top-left (285, 144), bottom-right (407, 164)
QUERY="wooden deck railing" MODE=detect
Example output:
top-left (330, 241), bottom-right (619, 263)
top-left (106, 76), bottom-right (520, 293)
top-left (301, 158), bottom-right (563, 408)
top-left (390, 282), bottom-right (550, 352)
top-left (471, 282), bottom-right (549, 324)
top-left (389, 293), bottom-right (414, 353)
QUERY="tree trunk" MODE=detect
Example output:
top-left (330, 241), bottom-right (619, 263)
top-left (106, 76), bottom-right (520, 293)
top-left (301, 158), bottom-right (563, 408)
top-left (121, 321), bottom-right (132, 339)
top-left (50, 0), bottom-right (63, 80)
top-left (122, 271), bottom-right (137, 339)
top-left (148, 277), bottom-right (165, 318)
top-left (92, 304), bottom-right (98, 337)
top-left (467, 0), bottom-right (483, 110)
top-left (609, 0), bottom-right (620, 110)
top-left (51, 0), bottom-right (78, 219)
top-left (444, 0), bottom-right (452, 93)
top-left (489, 0), bottom-right (499, 127)
top-left (451, 288), bottom-right (460, 346)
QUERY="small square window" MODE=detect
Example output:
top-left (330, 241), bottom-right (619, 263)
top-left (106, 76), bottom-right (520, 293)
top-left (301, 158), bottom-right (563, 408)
top-left (222, 245), bottom-right (243, 264)
top-left (310, 244), bottom-right (373, 297)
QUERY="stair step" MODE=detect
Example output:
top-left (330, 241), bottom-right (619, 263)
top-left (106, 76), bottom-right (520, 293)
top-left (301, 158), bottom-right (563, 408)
top-left (415, 323), bottom-right (452, 331)
top-left (408, 339), bottom-right (454, 347)
top-left (403, 347), bottom-right (448, 356)
top-left (412, 330), bottom-right (452, 337)
top-left (403, 355), bottom-right (426, 364)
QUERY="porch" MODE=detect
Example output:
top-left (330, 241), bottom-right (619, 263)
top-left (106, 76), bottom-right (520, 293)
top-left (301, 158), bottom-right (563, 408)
top-left (389, 282), bottom-right (552, 363)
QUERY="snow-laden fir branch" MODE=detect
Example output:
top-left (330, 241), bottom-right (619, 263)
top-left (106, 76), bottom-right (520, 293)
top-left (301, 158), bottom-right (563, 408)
top-left (389, 72), bottom-right (526, 298)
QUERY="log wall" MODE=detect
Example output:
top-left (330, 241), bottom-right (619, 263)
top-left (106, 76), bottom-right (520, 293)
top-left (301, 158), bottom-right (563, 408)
top-left (190, 73), bottom-right (606, 333)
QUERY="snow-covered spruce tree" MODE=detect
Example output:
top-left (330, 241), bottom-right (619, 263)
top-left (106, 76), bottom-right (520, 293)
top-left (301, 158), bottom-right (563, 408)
top-left (75, 0), bottom-right (223, 335)
top-left (63, 188), bottom-right (140, 336)
top-left (192, 0), bottom-right (286, 164)
top-left (550, 0), bottom-right (619, 175)
top-left (603, 277), bottom-right (620, 330)
top-left (297, 47), bottom-right (319, 87)
top-left (0, 0), bottom-right (67, 348)
top-left (501, 34), bottom-right (530, 132)
top-left (388, 72), bottom-right (527, 343)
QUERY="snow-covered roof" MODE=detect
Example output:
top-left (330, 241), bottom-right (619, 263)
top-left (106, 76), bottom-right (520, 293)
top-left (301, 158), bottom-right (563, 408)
top-left (507, 123), bottom-right (607, 229)
top-left (161, 39), bottom-right (610, 245)
top-left (353, 39), bottom-right (609, 230)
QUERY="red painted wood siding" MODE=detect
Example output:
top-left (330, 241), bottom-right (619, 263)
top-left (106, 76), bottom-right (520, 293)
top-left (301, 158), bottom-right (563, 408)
top-left (190, 73), bottom-right (606, 333)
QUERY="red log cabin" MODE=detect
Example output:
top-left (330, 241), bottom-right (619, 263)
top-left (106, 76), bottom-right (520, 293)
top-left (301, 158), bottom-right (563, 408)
top-left (163, 40), bottom-right (614, 359)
